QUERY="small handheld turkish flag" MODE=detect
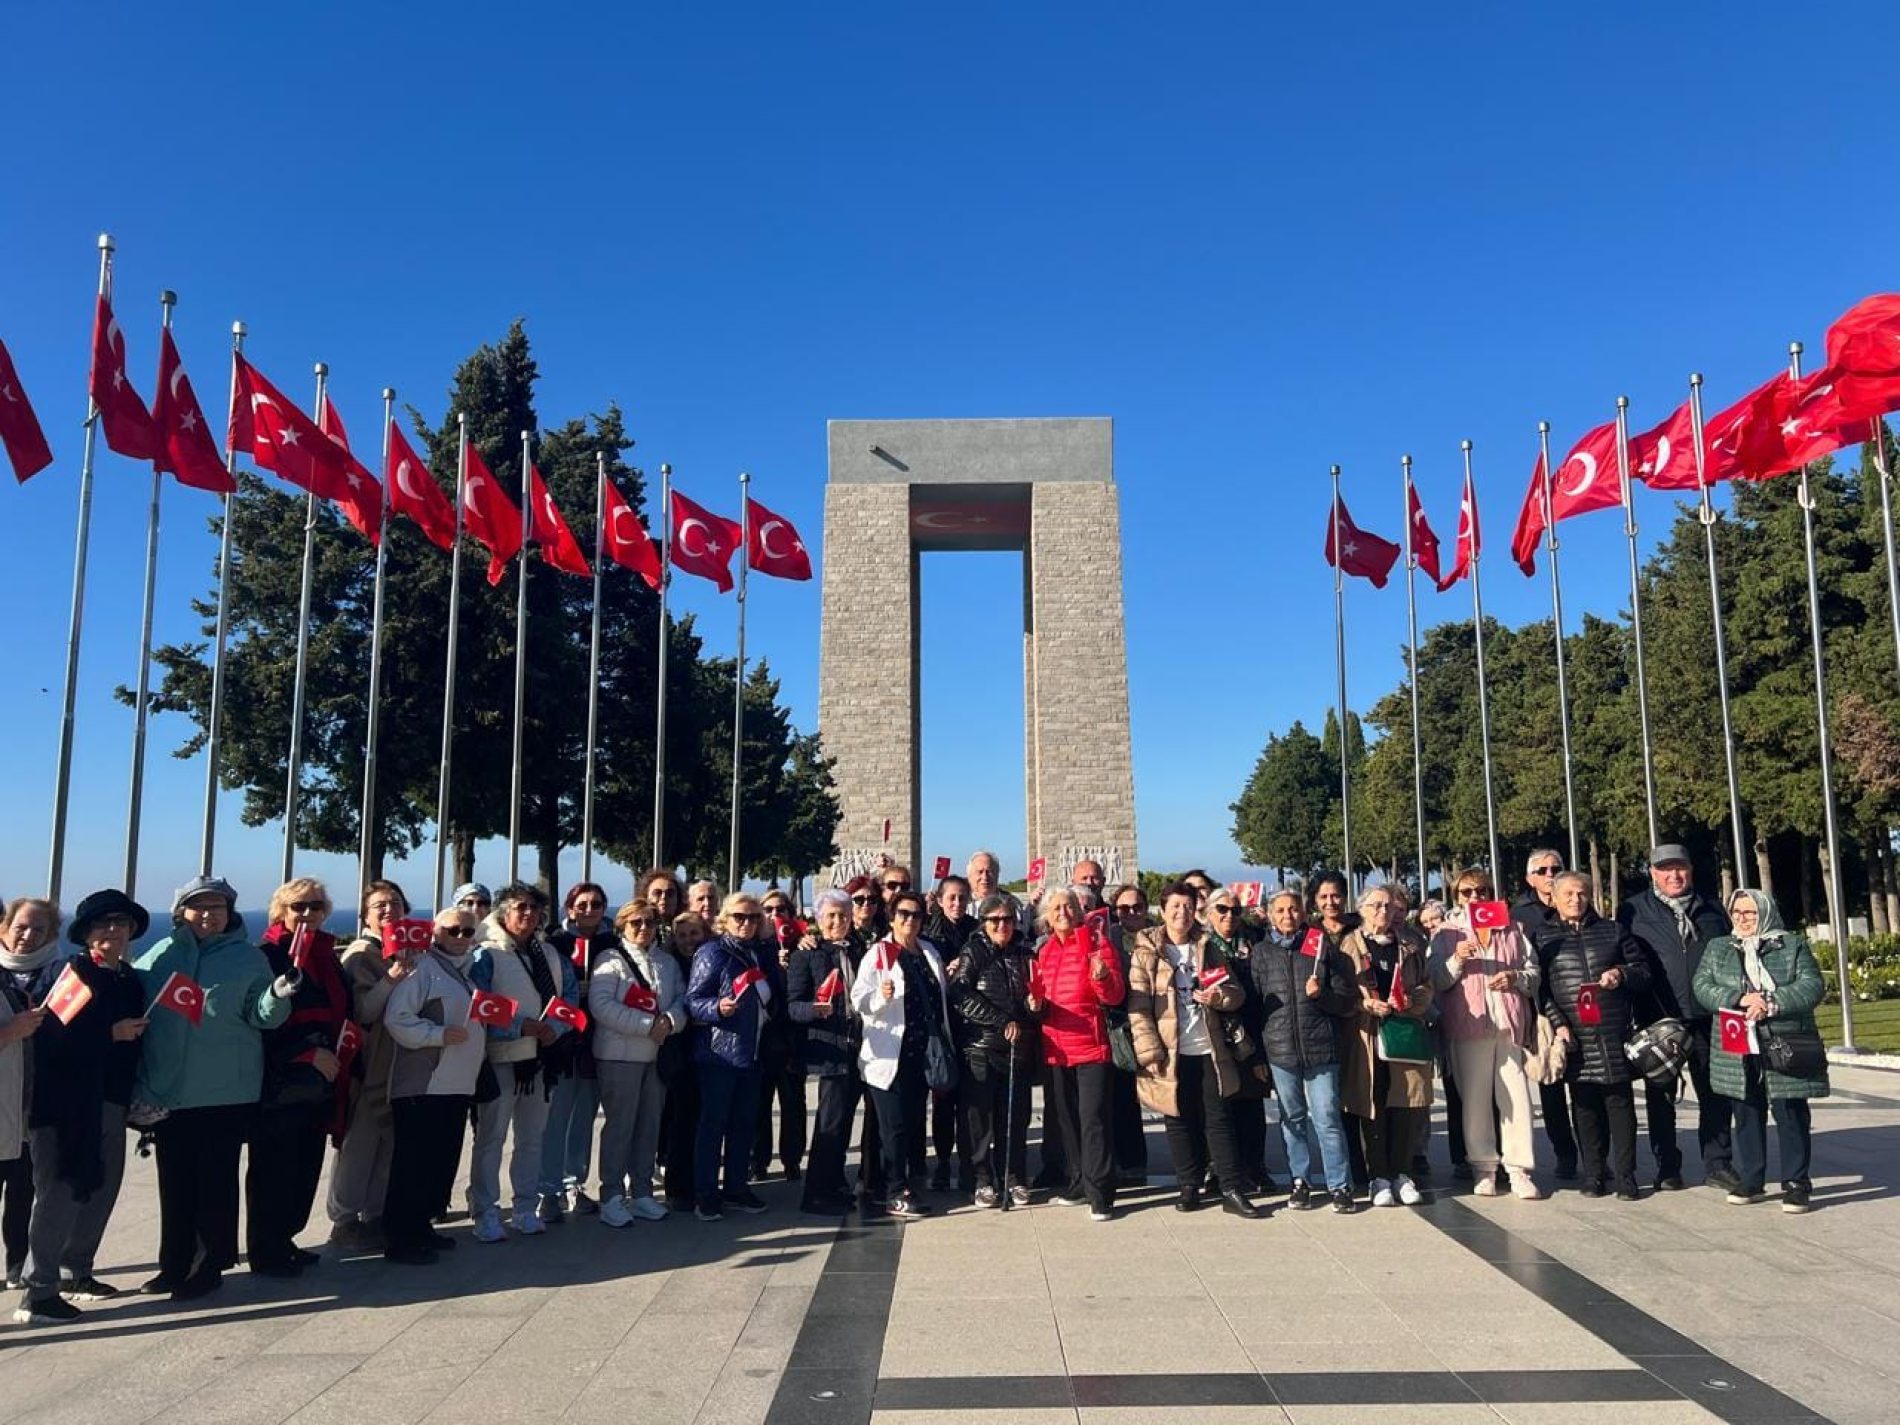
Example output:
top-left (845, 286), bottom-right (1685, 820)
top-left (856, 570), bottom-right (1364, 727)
top-left (153, 971), bottom-right (205, 1026)
top-left (1388, 960), bottom-right (1408, 1012)
top-left (1323, 495), bottom-right (1401, 588)
top-left (385, 422), bottom-right (457, 550)
top-left (1469, 900), bottom-right (1510, 946)
top-left (1717, 1008), bottom-right (1757, 1056)
top-left (1198, 965), bottom-right (1231, 990)
top-left (1028, 857), bottom-right (1047, 891)
top-left (669, 489), bottom-right (744, 592)
top-left (468, 989), bottom-right (519, 1027)
top-left (89, 293), bottom-right (159, 460)
top-left (933, 856), bottom-right (951, 882)
top-left (543, 996), bottom-right (588, 1032)
top-left (732, 965), bottom-right (766, 998)
top-left (746, 496), bottom-right (813, 581)
top-left (1083, 907), bottom-right (1112, 936)
top-left (622, 982), bottom-right (658, 1013)
top-left (1576, 984), bottom-right (1602, 1027)
top-left (336, 1019), bottom-right (365, 1073)
top-left (601, 474), bottom-right (663, 589)
top-left (152, 329), bottom-right (235, 494)
top-left (1299, 928), bottom-right (1324, 959)
top-left (816, 968), bottom-right (845, 1005)
top-left (0, 338), bottom-right (54, 483)
top-left (288, 924), bottom-right (312, 973)
top-left (1027, 959), bottom-right (1044, 1000)
top-left (381, 918), bottom-right (436, 959)
top-left (41, 963), bottom-right (93, 1025)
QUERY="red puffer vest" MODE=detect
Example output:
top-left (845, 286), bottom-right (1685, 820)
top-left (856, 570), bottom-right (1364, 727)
top-left (1035, 924), bottom-right (1126, 1067)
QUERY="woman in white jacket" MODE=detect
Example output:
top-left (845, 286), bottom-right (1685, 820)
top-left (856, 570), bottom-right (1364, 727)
top-left (853, 890), bottom-right (951, 1219)
top-left (589, 901), bottom-right (688, 1227)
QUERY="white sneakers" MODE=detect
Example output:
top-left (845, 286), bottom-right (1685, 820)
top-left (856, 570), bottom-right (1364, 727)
top-left (1370, 1178), bottom-right (1396, 1207)
top-left (1396, 1176), bottom-right (1422, 1206)
top-left (511, 1208), bottom-right (547, 1237)
top-left (629, 1196), bottom-right (669, 1222)
top-left (1473, 1176), bottom-right (1500, 1197)
top-left (1511, 1176), bottom-right (1546, 1201)
top-left (473, 1209), bottom-right (506, 1244)
top-left (599, 1196), bottom-right (634, 1228)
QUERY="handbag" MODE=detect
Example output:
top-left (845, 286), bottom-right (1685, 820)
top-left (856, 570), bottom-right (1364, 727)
top-left (1522, 1013), bottom-right (1568, 1086)
top-left (1376, 1014), bottom-right (1435, 1065)
top-left (924, 1029), bottom-right (959, 1092)
top-left (1104, 1003), bottom-right (1139, 1074)
top-left (1625, 1017), bottom-right (1692, 1083)
top-left (1759, 1023), bottom-right (1826, 1079)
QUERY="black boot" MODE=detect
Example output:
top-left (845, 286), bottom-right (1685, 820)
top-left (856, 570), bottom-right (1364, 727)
top-left (1175, 1186), bottom-right (1203, 1213)
top-left (1221, 1190), bottom-right (1263, 1220)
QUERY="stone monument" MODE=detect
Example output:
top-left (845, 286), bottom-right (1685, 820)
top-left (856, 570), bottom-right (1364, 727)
top-left (817, 418), bottom-right (1137, 887)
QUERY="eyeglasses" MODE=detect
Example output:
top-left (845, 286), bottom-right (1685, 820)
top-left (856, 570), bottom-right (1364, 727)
top-left (892, 909), bottom-right (920, 922)
top-left (288, 901), bottom-right (323, 913)
top-left (626, 919), bottom-right (658, 931)
top-left (982, 914), bottom-right (1013, 925)
top-left (1529, 866), bottom-right (1560, 877)
top-left (730, 911), bottom-right (761, 924)
top-left (1457, 886), bottom-right (1495, 899)
top-left (851, 895), bottom-right (876, 906)
top-left (882, 880), bottom-right (910, 892)
top-left (439, 926), bottom-right (477, 939)
top-left (1208, 905), bottom-right (1237, 916)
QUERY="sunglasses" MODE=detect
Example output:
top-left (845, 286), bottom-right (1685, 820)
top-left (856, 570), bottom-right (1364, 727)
top-left (882, 881), bottom-right (910, 892)
top-left (982, 914), bottom-right (1013, 925)
top-left (288, 901), bottom-right (323, 914)
top-left (1458, 887), bottom-right (1495, 899)
top-left (730, 911), bottom-right (761, 924)
top-left (439, 926), bottom-right (477, 939)
top-left (1208, 905), bottom-right (1237, 916)
top-left (892, 909), bottom-right (920, 922)
top-left (1116, 903), bottom-right (1143, 914)
top-left (851, 895), bottom-right (876, 906)
top-left (1529, 866), bottom-right (1560, 877)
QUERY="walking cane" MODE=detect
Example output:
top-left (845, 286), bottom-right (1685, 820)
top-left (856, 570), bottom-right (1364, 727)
top-left (1000, 1044), bottom-right (1016, 1213)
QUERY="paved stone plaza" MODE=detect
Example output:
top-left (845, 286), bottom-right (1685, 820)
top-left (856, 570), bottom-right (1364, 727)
top-left (2, 1063), bottom-right (1897, 1424)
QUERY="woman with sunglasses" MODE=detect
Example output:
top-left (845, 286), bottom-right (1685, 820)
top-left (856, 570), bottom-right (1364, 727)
top-left (949, 893), bottom-right (1036, 1208)
top-left (1429, 868), bottom-right (1545, 1200)
top-left (852, 889), bottom-right (950, 1218)
top-left (788, 890), bottom-right (874, 1213)
top-left (845, 875), bottom-right (888, 943)
top-left (378, 909), bottom-right (485, 1264)
top-left (327, 879), bottom-right (412, 1253)
top-left (1339, 885), bottom-right (1435, 1209)
top-left (589, 901), bottom-right (687, 1226)
top-left (1030, 887), bottom-right (1127, 1221)
top-left (685, 895), bottom-right (777, 1221)
top-left (248, 878), bottom-right (351, 1278)
top-left (537, 882), bottom-right (615, 1224)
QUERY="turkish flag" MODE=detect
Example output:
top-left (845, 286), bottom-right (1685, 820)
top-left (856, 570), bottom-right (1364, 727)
top-left (933, 856), bottom-right (951, 882)
top-left (669, 489), bottom-right (744, 592)
top-left (1028, 856), bottom-right (1047, 889)
top-left (1198, 965), bottom-right (1230, 990)
top-left (381, 918), bottom-right (435, 959)
top-left (320, 395), bottom-right (385, 544)
top-left (1388, 960), bottom-right (1409, 1012)
top-left (601, 475), bottom-right (662, 589)
top-left (732, 965), bottom-right (766, 998)
top-left (1027, 959), bottom-right (1044, 1000)
top-left (335, 1018), bottom-right (365, 1072)
top-left (288, 924), bottom-right (311, 972)
top-left (542, 995), bottom-right (588, 1032)
top-left (1510, 452), bottom-right (1548, 577)
top-left (815, 967), bottom-right (844, 1005)
top-left (1824, 293), bottom-right (1900, 379)
top-left (1576, 984), bottom-right (1602, 1027)
top-left (0, 339), bottom-right (54, 484)
top-left (384, 423), bottom-right (455, 550)
top-left (1717, 1007), bottom-right (1756, 1055)
top-left (468, 988), bottom-right (519, 1026)
top-left (460, 440), bottom-right (523, 586)
top-left (1406, 483), bottom-right (1443, 586)
top-left (1834, 369), bottom-right (1900, 425)
top-left (1700, 376), bottom-right (1778, 485)
top-left (1711, 370), bottom-right (1872, 481)
top-left (746, 497), bottom-right (812, 581)
top-left (1469, 900), bottom-right (1510, 946)
top-left (622, 981), bottom-right (658, 1013)
top-left (89, 293), bottom-right (159, 460)
top-left (1628, 400), bottom-right (1699, 492)
top-left (528, 465), bottom-right (591, 577)
top-left (1324, 495), bottom-right (1401, 589)
top-left (153, 970), bottom-right (205, 1025)
top-left (1548, 421), bottom-right (1624, 522)
top-left (1298, 928), bottom-right (1323, 958)
top-left (1436, 470), bottom-right (1480, 592)
top-left (151, 329), bottom-right (235, 494)
top-left (228, 354), bottom-right (354, 502)
top-left (41, 963), bottom-right (93, 1025)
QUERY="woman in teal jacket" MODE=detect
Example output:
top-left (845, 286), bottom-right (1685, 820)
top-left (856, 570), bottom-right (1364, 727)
top-left (1693, 889), bottom-right (1828, 1214)
top-left (134, 876), bottom-right (298, 1299)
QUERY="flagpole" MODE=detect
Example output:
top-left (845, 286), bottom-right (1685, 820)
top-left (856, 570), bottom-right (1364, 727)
top-left (652, 461), bottom-right (672, 869)
top-left (1788, 341), bottom-right (1857, 1050)
top-left (1614, 396), bottom-right (1661, 850)
top-left (1400, 454), bottom-right (1427, 896)
top-left (199, 320), bottom-right (246, 875)
top-left (281, 363), bottom-right (327, 883)
top-left (433, 417), bottom-right (468, 909)
top-left (123, 288), bottom-right (174, 897)
top-left (1867, 418), bottom-right (1900, 690)
top-left (729, 471), bottom-right (751, 891)
top-left (357, 387), bottom-right (395, 902)
top-left (1537, 421), bottom-right (1582, 870)
top-left (1464, 441), bottom-right (1501, 878)
top-left (47, 232), bottom-right (115, 906)
top-left (1687, 374), bottom-right (1750, 886)
top-left (1330, 464), bottom-right (1354, 894)
top-left (509, 429), bottom-right (531, 884)
top-left (581, 452), bottom-right (605, 885)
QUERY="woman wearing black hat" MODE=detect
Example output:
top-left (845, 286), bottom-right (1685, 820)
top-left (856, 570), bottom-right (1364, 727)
top-left (12, 891), bottom-right (149, 1325)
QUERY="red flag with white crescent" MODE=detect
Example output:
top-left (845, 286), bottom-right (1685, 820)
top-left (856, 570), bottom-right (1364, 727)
top-left (1406, 482), bottom-right (1442, 587)
top-left (89, 293), bottom-right (159, 460)
top-left (669, 489), bottom-right (744, 592)
top-left (529, 464), bottom-right (591, 577)
top-left (384, 422), bottom-right (456, 550)
top-left (469, 988), bottom-right (519, 1027)
top-left (320, 395), bottom-right (384, 544)
top-left (601, 474), bottom-right (662, 588)
top-left (152, 329), bottom-right (235, 494)
top-left (1323, 495), bottom-right (1401, 588)
top-left (153, 970), bottom-right (205, 1025)
top-left (1628, 400), bottom-right (1698, 492)
top-left (41, 963), bottom-right (93, 1025)
top-left (459, 439), bottom-right (523, 586)
top-left (1436, 469), bottom-right (1480, 592)
top-left (0, 338), bottom-right (54, 483)
top-left (746, 496), bottom-right (812, 581)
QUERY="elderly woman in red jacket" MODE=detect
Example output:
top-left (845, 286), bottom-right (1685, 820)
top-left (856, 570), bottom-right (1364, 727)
top-left (1028, 888), bottom-right (1126, 1221)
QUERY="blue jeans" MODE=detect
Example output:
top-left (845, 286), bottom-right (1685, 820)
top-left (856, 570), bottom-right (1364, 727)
top-left (538, 1073), bottom-right (600, 1197)
top-left (1270, 1062), bottom-right (1351, 1193)
top-left (695, 1062), bottom-right (762, 1205)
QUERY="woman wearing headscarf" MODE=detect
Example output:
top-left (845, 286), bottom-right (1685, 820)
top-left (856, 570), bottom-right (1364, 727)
top-left (249, 878), bottom-right (352, 1277)
top-left (134, 876), bottom-right (297, 1300)
top-left (1339, 884), bottom-right (1435, 1208)
top-left (589, 899), bottom-right (687, 1226)
top-left (852, 889), bottom-right (950, 1218)
top-left (12, 892), bottom-right (149, 1324)
top-left (787, 890), bottom-right (873, 1214)
top-left (0, 898), bottom-right (58, 1289)
top-left (539, 881), bottom-right (614, 1223)
top-left (327, 878), bottom-right (413, 1252)
top-left (1694, 889), bottom-right (1828, 1213)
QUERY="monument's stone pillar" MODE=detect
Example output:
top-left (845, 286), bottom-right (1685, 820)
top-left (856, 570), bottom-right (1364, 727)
top-left (818, 418), bottom-right (1136, 887)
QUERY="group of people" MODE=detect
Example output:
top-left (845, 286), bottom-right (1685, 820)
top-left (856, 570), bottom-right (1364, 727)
top-left (0, 841), bottom-right (1830, 1328)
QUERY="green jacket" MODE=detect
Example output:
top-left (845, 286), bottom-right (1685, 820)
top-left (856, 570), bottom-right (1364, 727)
top-left (135, 915), bottom-right (293, 1111)
top-left (1693, 931), bottom-right (1829, 1102)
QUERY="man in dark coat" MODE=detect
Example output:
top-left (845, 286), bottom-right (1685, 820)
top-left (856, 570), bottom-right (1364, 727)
top-left (1513, 847), bottom-right (1578, 1179)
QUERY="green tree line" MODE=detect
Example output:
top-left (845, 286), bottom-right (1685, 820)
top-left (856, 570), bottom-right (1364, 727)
top-left (135, 323), bottom-right (839, 897)
top-left (1233, 436), bottom-right (1900, 931)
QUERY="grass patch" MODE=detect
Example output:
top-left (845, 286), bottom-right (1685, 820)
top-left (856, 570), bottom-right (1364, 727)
top-left (1816, 999), bottom-right (1900, 1053)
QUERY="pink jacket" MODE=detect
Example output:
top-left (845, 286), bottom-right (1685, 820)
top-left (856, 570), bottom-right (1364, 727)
top-left (1428, 917), bottom-right (1539, 1044)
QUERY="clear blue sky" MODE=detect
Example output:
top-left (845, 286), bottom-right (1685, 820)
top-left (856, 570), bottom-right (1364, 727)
top-left (4, 2), bottom-right (1897, 910)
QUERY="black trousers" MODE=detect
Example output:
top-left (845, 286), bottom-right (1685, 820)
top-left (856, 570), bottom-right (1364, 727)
top-left (384, 1095), bottom-right (469, 1253)
top-left (866, 1059), bottom-right (928, 1198)
top-left (1540, 1079), bottom-right (1579, 1168)
top-left (1343, 1111), bottom-right (1370, 1186)
top-left (1033, 1063), bottom-right (1069, 1187)
top-left (1642, 1020), bottom-right (1732, 1179)
top-left (660, 1061), bottom-right (700, 1203)
top-left (1049, 1062), bottom-right (1116, 1211)
top-left (929, 1086), bottom-right (961, 1182)
top-left (1570, 1081), bottom-right (1637, 1188)
top-left (155, 1104), bottom-right (251, 1280)
top-left (1162, 1054), bottom-right (1244, 1194)
top-left (0, 1148), bottom-right (32, 1273)
top-left (751, 1045), bottom-right (808, 1175)
top-left (245, 1104), bottom-right (329, 1267)
top-left (1360, 1106), bottom-right (1427, 1181)
top-left (806, 1073), bottom-right (876, 1204)
top-left (960, 1056), bottom-right (1032, 1191)
top-left (1111, 1066), bottom-right (1149, 1175)
top-left (1732, 1063), bottom-right (1813, 1192)
top-left (1227, 1094), bottom-right (1268, 1186)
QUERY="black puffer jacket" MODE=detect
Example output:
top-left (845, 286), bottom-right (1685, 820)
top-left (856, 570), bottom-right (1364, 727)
top-left (1616, 889), bottom-right (1730, 1023)
top-left (924, 911), bottom-right (976, 960)
top-left (1534, 911), bottom-right (1650, 1085)
top-left (949, 931), bottom-right (1038, 1072)
top-left (1250, 931), bottom-right (1360, 1071)
top-left (785, 937), bottom-right (863, 1078)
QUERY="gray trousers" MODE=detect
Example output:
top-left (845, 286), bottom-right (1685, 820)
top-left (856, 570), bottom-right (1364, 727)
top-left (24, 1104), bottom-right (126, 1297)
top-left (327, 1098), bottom-right (394, 1225)
top-left (596, 1059), bottom-right (667, 1203)
top-left (467, 1080), bottom-right (552, 1218)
